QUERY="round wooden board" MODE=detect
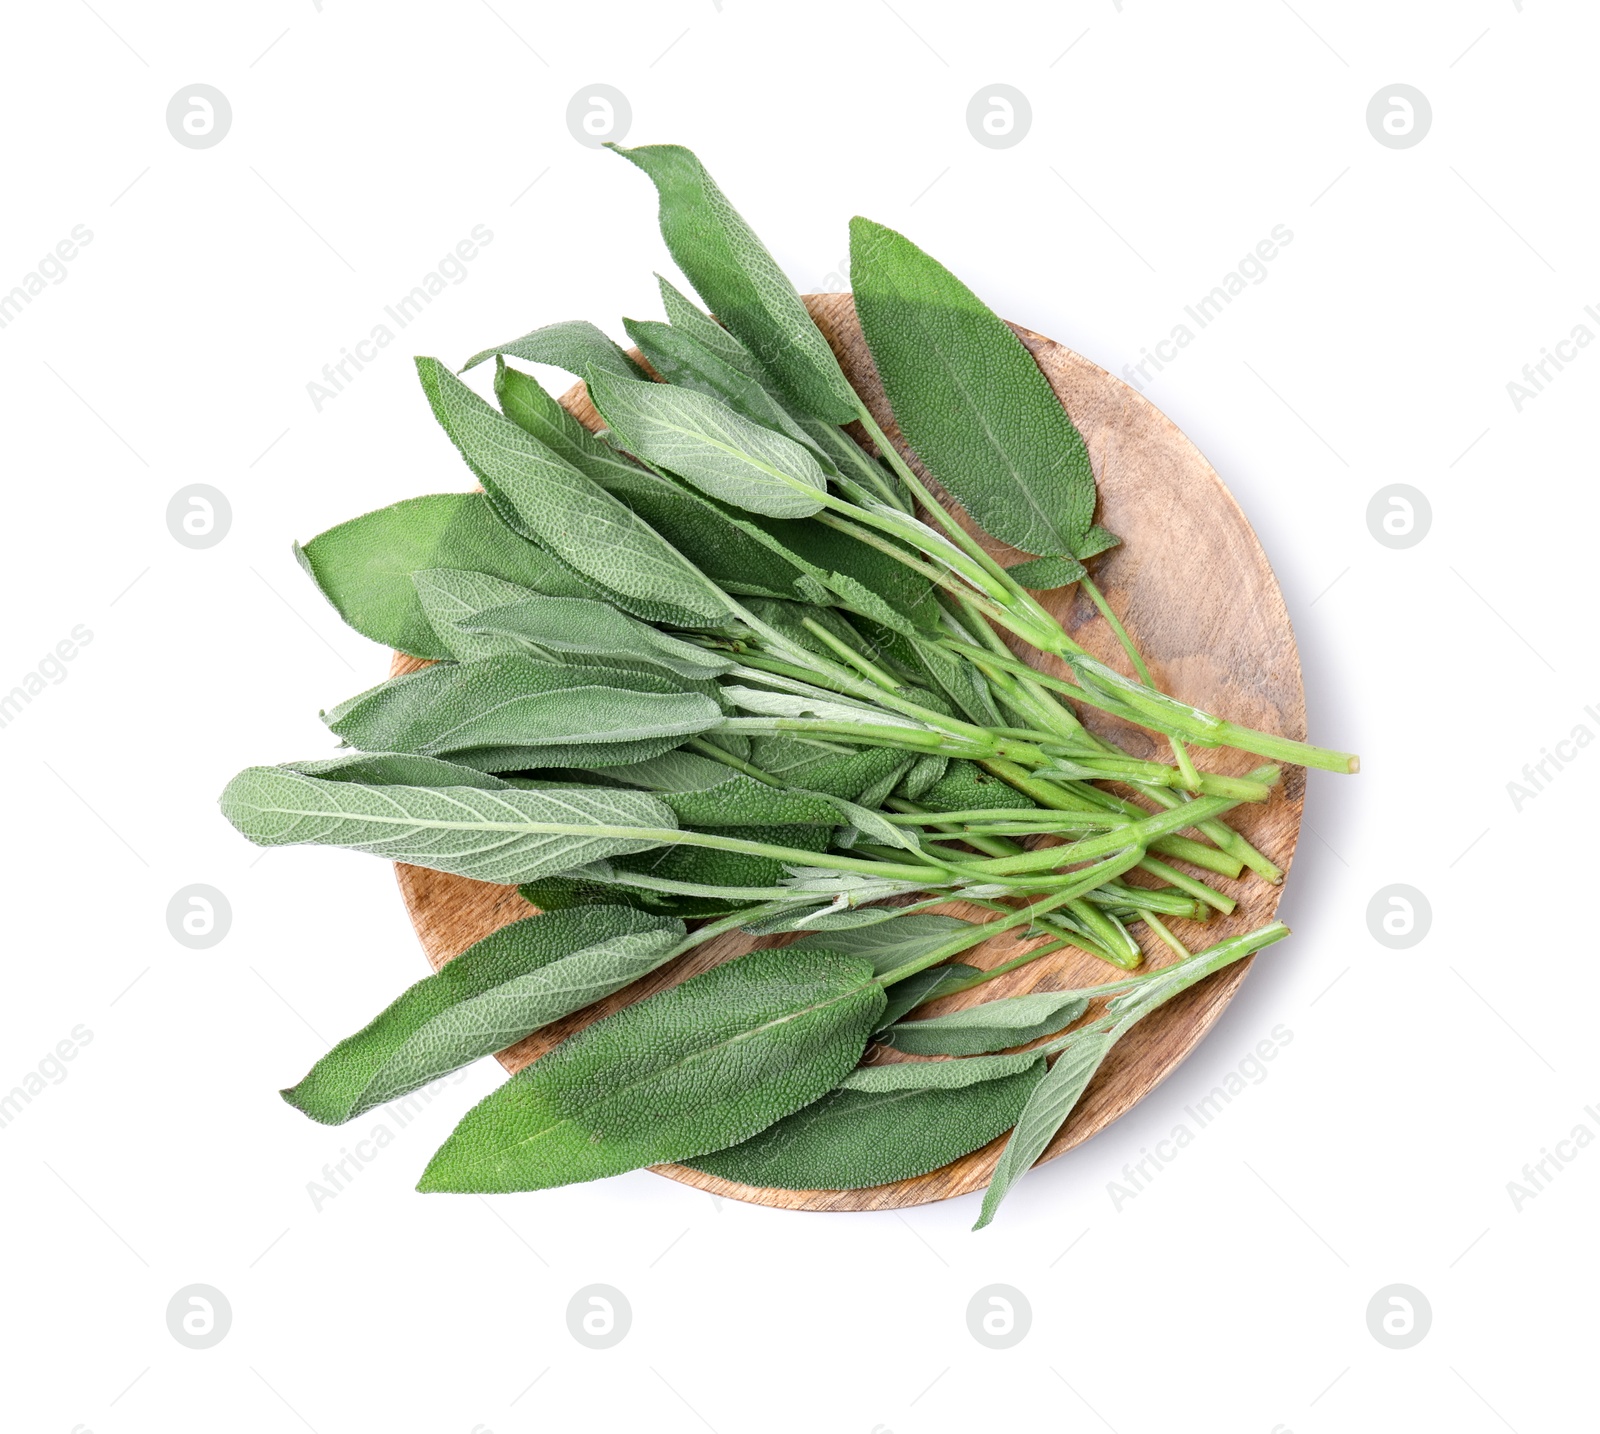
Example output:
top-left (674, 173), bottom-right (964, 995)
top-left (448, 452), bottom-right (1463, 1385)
top-left (391, 293), bottom-right (1307, 1213)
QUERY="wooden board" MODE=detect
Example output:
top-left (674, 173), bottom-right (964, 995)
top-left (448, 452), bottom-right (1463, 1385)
top-left (391, 293), bottom-right (1306, 1213)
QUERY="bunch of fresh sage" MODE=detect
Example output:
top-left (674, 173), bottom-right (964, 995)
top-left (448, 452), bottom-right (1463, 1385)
top-left (221, 143), bottom-right (1354, 1226)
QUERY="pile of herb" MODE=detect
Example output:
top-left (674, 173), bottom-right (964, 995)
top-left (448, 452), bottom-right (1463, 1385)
top-left (221, 144), bottom-right (1355, 1226)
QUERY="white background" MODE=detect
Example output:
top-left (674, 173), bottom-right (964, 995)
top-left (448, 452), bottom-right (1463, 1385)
top-left (2, 1), bottom-right (1593, 1430)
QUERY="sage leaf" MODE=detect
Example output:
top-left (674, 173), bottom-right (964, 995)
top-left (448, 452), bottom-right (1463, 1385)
top-left (522, 821), bottom-right (831, 919)
top-left (293, 493), bottom-right (576, 660)
top-left (219, 768), bottom-right (679, 884)
top-left (875, 962), bottom-right (982, 1027)
top-left (413, 567), bottom-right (566, 662)
top-left (841, 1048), bottom-right (1042, 1092)
top-left (850, 217), bottom-right (1114, 561)
top-left (896, 753), bottom-right (949, 801)
top-left (686, 1058), bottom-right (1044, 1190)
top-left (883, 989), bottom-right (1091, 1056)
top-left (788, 912), bottom-right (976, 976)
top-left (656, 273), bottom-right (770, 382)
top-left (282, 752), bottom-right (510, 791)
top-left (974, 1027), bottom-right (1116, 1229)
top-left (623, 317), bottom-right (824, 458)
top-left (417, 946), bottom-right (886, 1192)
top-left (323, 655), bottom-right (723, 761)
top-left (464, 596), bottom-right (733, 679)
top-left (609, 143), bottom-right (858, 423)
top-left (461, 318), bottom-right (648, 382)
top-left (495, 359), bottom-right (813, 602)
top-left (588, 370), bottom-right (829, 519)
top-left (823, 795), bottom-right (923, 852)
top-left (589, 751), bottom-right (839, 826)
top-left (746, 735), bottom-right (912, 804)
top-left (918, 759), bottom-right (1035, 813)
top-left (738, 903), bottom-right (924, 936)
top-left (723, 685), bottom-right (930, 731)
top-left (1006, 555), bottom-right (1083, 590)
top-left (283, 906), bottom-right (683, 1124)
top-left (416, 357), bottom-right (732, 626)
top-left (493, 359), bottom-right (658, 488)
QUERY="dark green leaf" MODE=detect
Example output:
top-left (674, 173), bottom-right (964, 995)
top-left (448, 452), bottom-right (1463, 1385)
top-left (461, 319), bottom-right (648, 382)
top-left (417, 946), bottom-right (886, 1192)
top-left (883, 989), bottom-right (1090, 1056)
top-left (293, 493), bottom-right (573, 660)
top-left (850, 217), bottom-right (1112, 560)
top-left (788, 913), bottom-right (976, 976)
top-left (459, 594), bottom-right (733, 679)
top-left (416, 357), bottom-right (732, 626)
top-left (916, 760), bottom-right (1035, 813)
top-left (495, 361), bottom-right (812, 603)
top-left (974, 1028), bottom-right (1115, 1229)
top-left (609, 144), bottom-right (858, 422)
top-left (875, 962), bottom-right (981, 1027)
top-left (283, 906), bottom-right (683, 1124)
top-left (685, 1057), bottom-right (1043, 1190)
top-left (588, 751), bottom-right (840, 826)
top-left (323, 655), bottom-right (722, 761)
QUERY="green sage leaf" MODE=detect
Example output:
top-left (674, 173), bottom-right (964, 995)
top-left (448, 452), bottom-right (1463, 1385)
top-left (293, 493), bottom-right (576, 660)
top-left (685, 1058), bottom-right (1044, 1190)
top-left (883, 989), bottom-right (1091, 1056)
top-left (850, 217), bottom-right (1114, 561)
top-left (788, 912), bottom-right (976, 976)
top-left (283, 906), bottom-right (683, 1124)
top-left (623, 317), bottom-right (823, 457)
top-left (282, 752), bottom-right (510, 790)
top-left (874, 962), bottom-right (982, 1027)
top-left (840, 1048), bottom-right (1041, 1092)
top-left (461, 318), bottom-right (647, 382)
top-left (609, 143), bottom-right (858, 422)
top-left (323, 655), bottom-right (722, 762)
top-left (219, 768), bottom-right (678, 884)
top-left (974, 1028), bottom-right (1117, 1229)
top-left (465, 596), bottom-right (732, 679)
top-left (417, 945), bottom-right (886, 1192)
top-left (588, 751), bottom-right (839, 827)
top-left (589, 370), bottom-right (829, 519)
top-left (416, 357), bottom-right (732, 626)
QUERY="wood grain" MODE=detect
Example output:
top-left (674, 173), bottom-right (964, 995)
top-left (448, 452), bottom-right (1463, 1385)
top-left (391, 293), bottom-right (1306, 1212)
